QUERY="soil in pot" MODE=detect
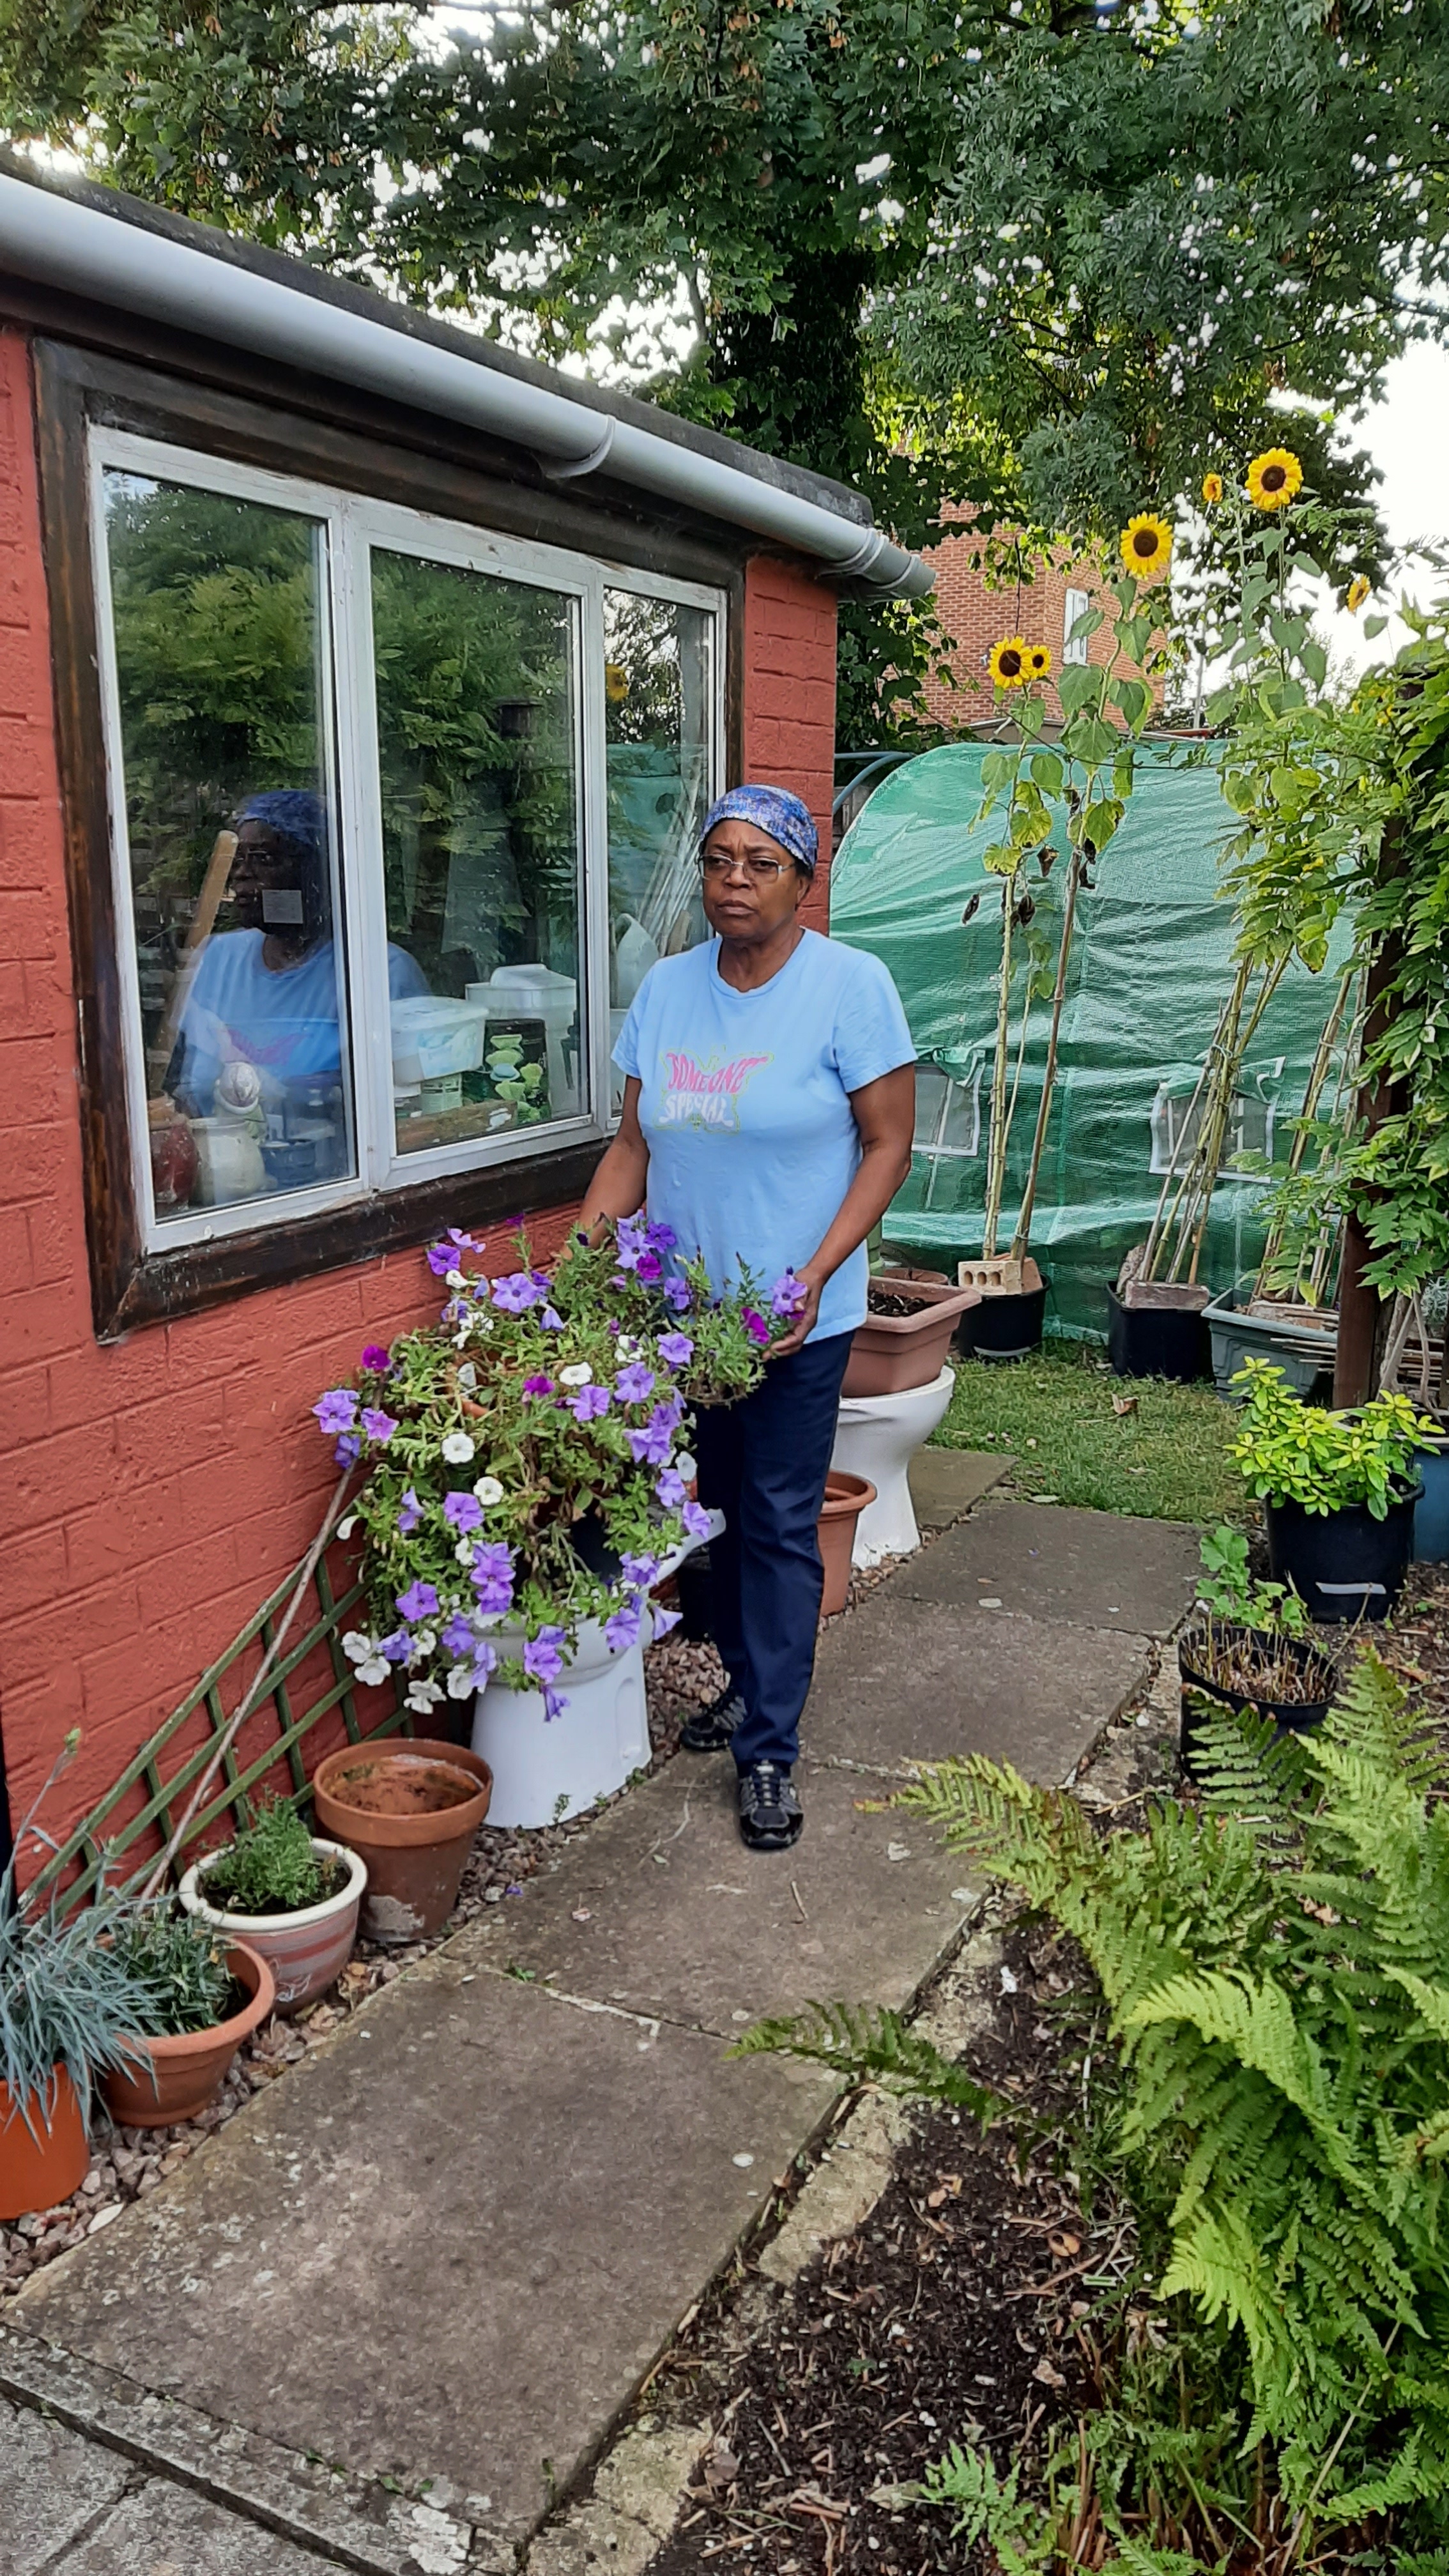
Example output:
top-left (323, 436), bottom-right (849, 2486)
top-left (0, 2067), bottom-right (89, 2222)
top-left (312, 1741), bottom-right (492, 1945)
top-left (100, 1940), bottom-right (276, 2129)
top-left (1105, 1281), bottom-right (1211, 1384)
top-left (1177, 1620), bottom-right (1337, 1779)
top-left (817, 1471), bottom-right (875, 1617)
top-left (843, 1278), bottom-right (978, 1399)
top-left (1266, 1490), bottom-right (1420, 1624)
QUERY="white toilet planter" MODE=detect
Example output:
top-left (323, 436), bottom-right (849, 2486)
top-left (830, 1362), bottom-right (956, 1566)
top-left (470, 1527), bottom-right (717, 1829)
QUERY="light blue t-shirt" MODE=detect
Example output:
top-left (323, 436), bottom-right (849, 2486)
top-left (613, 929), bottom-right (915, 1342)
top-left (176, 930), bottom-right (429, 1108)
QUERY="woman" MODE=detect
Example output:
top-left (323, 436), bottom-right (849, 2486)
top-left (579, 784), bottom-right (916, 1852)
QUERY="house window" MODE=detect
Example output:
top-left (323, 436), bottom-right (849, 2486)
top-left (1062, 586), bottom-right (1091, 667)
top-left (1149, 1062), bottom-right (1285, 1180)
top-left (90, 431), bottom-right (724, 1253)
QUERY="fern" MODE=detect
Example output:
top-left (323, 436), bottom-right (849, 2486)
top-left (918, 2444), bottom-right (1056, 2574)
top-left (731, 2000), bottom-right (1000, 2124)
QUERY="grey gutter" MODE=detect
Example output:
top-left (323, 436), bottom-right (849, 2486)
top-left (0, 171), bottom-right (933, 600)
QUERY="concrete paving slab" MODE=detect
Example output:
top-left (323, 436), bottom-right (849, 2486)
top-left (893, 1498), bottom-right (1200, 1637)
top-left (0, 2393), bottom-right (130, 2575)
top-left (804, 1593), bottom-right (1150, 1779)
top-left (908, 1448), bottom-right (1011, 1528)
top-left (52, 2473), bottom-right (342, 2574)
top-left (451, 1760), bottom-right (976, 2034)
top-left (19, 1968), bottom-right (835, 2543)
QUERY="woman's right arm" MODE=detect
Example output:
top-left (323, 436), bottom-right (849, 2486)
top-left (576, 1076), bottom-right (649, 1242)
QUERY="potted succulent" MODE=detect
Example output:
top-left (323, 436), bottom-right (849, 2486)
top-left (1229, 1358), bottom-right (1432, 1622)
top-left (315, 1216), bottom-right (804, 1827)
top-left (0, 1735), bottom-right (158, 2219)
top-left (1177, 1524), bottom-right (1338, 1776)
top-left (181, 1794), bottom-right (365, 2016)
top-left (100, 1906), bottom-right (275, 2128)
top-left (312, 1739), bottom-right (493, 1944)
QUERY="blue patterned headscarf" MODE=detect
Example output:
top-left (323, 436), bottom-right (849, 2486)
top-left (699, 785), bottom-right (818, 875)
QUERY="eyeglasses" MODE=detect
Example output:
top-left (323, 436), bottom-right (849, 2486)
top-left (700, 852), bottom-right (795, 884)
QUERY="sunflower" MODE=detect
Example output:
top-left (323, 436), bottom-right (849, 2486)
top-left (1347, 574), bottom-right (1370, 613)
top-left (1120, 514), bottom-right (1174, 580)
top-left (1027, 643), bottom-right (1052, 678)
top-left (1246, 448), bottom-right (1303, 512)
top-left (988, 636), bottom-right (1030, 689)
top-left (604, 662), bottom-right (630, 702)
top-left (1201, 471), bottom-right (1224, 506)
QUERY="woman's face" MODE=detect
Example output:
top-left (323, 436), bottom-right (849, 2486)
top-left (700, 816), bottom-right (811, 942)
top-left (230, 820), bottom-right (314, 936)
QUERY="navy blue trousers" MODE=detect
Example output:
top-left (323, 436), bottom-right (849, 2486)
top-left (693, 1330), bottom-right (854, 1772)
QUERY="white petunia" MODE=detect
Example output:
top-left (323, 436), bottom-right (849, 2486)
top-left (446, 1664), bottom-right (477, 1699)
top-left (338, 1515), bottom-right (357, 1541)
top-left (355, 1658), bottom-right (390, 1689)
top-left (675, 1452), bottom-right (696, 1482)
top-left (406, 1677), bottom-right (445, 1713)
top-left (473, 1475), bottom-right (504, 1506)
top-left (457, 1361), bottom-right (478, 1390)
top-left (456, 1540), bottom-right (476, 1566)
top-left (442, 1430), bottom-right (476, 1464)
top-left (558, 1362), bottom-right (593, 1387)
top-left (617, 1335), bottom-right (641, 1361)
top-left (447, 1267), bottom-right (467, 1289)
top-left (341, 1630), bottom-right (374, 1667)
top-left (411, 1627), bottom-right (438, 1660)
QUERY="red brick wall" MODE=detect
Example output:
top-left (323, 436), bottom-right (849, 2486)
top-left (740, 553), bottom-right (838, 930)
top-left (0, 335), bottom-right (841, 1855)
top-left (919, 521), bottom-right (1162, 730)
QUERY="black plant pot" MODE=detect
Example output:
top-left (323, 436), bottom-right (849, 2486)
top-left (1105, 1282), bottom-right (1211, 1384)
top-left (569, 1507), bottom-right (623, 1584)
top-left (673, 1546), bottom-right (715, 1643)
top-left (956, 1282), bottom-right (1048, 1363)
top-left (1177, 1619), bottom-right (1337, 1777)
top-left (1265, 1488), bottom-right (1421, 1625)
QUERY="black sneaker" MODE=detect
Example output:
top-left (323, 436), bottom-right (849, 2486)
top-left (679, 1685), bottom-right (746, 1754)
top-left (737, 1763), bottom-right (803, 1852)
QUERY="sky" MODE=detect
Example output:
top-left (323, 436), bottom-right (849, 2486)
top-left (1318, 339), bottom-right (1449, 680)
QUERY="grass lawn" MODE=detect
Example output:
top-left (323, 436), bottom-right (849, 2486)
top-left (933, 1337), bottom-right (1243, 1524)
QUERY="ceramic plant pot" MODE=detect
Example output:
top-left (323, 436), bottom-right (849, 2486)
top-left (0, 2067), bottom-right (90, 2222)
top-left (843, 1279), bottom-right (979, 1399)
top-left (1105, 1281), bottom-right (1211, 1384)
top-left (816, 1471), bottom-right (876, 1617)
top-left (312, 1739), bottom-right (493, 1944)
top-left (180, 1838), bottom-right (366, 2016)
top-left (100, 1941), bottom-right (276, 2129)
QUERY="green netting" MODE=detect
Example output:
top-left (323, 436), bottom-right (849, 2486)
top-left (829, 742), bottom-right (1353, 1339)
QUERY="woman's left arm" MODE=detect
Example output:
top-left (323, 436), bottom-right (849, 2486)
top-left (770, 1063), bottom-right (916, 1356)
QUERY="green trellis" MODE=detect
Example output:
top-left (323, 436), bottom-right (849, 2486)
top-left (25, 1542), bottom-right (413, 1911)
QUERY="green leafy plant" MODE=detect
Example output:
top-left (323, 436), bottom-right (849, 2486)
top-left (203, 1794), bottom-right (333, 1918)
top-left (1229, 1354), bottom-right (1431, 1519)
top-left (1195, 1523), bottom-right (1308, 1637)
top-left (0, 1736), bottom-right (155, 2138)
top-left (107, 1906), bottom-right (236, 2035)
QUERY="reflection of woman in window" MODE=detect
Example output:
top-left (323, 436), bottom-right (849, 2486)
top-left (170, 791), bottom-right (427, 1113)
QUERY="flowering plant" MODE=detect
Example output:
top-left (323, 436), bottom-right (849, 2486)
top-left (313, 1218), bottom-right (806, 1721)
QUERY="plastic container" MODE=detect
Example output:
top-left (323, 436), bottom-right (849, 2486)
top-left (843, 1280), bottom-right (979, 1398)
top-left (1202, 1287), bottom-right (1337, 1400)
top-left (1177, 1621), bottom-right (1337, 1779)
top-left (389, 995), bottom-right (488, 1079)
top-left (467, 966), bottom-right (578, 1116)
top-left (957, 1282), bottom-right (1049, 1362)
top-left (1413, 1436), bottom-right (1449, 1562)
top-left (1105, 1282), bottom-right (1211, 1383)
top-left (1265, 1488), bottom-right (1421, 1623)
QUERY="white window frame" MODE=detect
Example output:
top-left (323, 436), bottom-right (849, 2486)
top-left (1062, 586), bottom-right (1091, 667)
top-left (88, 428), bottom-right (726, 1254)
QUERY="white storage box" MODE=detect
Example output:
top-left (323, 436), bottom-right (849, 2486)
top-left (389, 995), bottom-right (489, 1079)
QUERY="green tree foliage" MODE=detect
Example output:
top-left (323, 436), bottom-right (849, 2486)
top-left (4, 0), bottom-right (1448, 733)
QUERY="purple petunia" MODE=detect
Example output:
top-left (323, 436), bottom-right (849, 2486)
top-left (360, 1407), bottom-right (398, 1445)
top-left (491, 1271), bottom-right (540, 1313)
top-left (539, 1305), bottom-right (565, 1331)
top-left (425, 1229), bottom-right (476, 1276)
top-left (770, 1271), bottom-right (809, 1318)
top-left (396, 1579), bottom-right (440, 1623)
top-left (651, 1606), bottom-right (682, 1638)
top-left (615, 1216), bottom-right (647, 1272)
top-left (742, 1308), bottom-right (770, 1347)
top-left (523, 1375), bottom-right (555, 1398)
top-left (647, 1221), bottom-right (678, 1254)
top-left (360, 1343), bottom-right (392, 1374)
top-left (441, 1612), bottom-right (479, 1658)
top-left (636, 1249), bottom-right (663, 1284)
top-left (523, 1626), bottom-right (567, 1686)
top-left (628, 1418), bottom-right (675, 1468)
top-left (615, 1362), bottom-right (656, 1404)
top-left (471, 1541), bottom-right (515, 1616)
top-left (604, 1600), bottom-right (643, 1654)
top-left (569, 1384), bottom-right (613, 1423)
top-left (313, 1387), bottom-right (358, 1437)
top-left (663, 1277), bottom-right (693, 1313)
top-left (379, 1629), bottom-right (411, 1664)
top-left (656, 1331), bottom-right (694, 1368)
top-left (656, 1467), bottom-right (688, 1511)
top-left (651, 1393), bottom-right (686, 1435)
top-left (396, 1486), bottom-right (423, 1538)
top-left (682, 1498), bottom-right (713, 1542)
top-left (620, 1551), bottom-right (661, 1589)
top-left (468, 1641), bottom-right (499, 1688)
top-left (443, 1491), bottom-right (484, 1534)
top-left (543, 1689), bottom-right (569, 1722)
top-left (335, 1434), bottom-right (362, 1468)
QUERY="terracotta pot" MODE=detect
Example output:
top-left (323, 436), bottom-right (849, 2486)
top-left (99, 1941), bottom-right (276, 2130)
top-left (843, 1279), bottom-right (980, 1399)
top-left (312, 1739), bottom-right (493, 1944)
top-left (0, 2066), bottom-right (90, 2222)
top-left (147, 1097), bottom-right (199, 1215)
top-left (816, 1471), bottom-right (876, 1618)
top-left (180, 1837), bottom-right (365, 2016)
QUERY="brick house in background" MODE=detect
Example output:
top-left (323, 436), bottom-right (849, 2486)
top-left (916, 509), bottom-right (1163, 732)
top-left (0, 152), bottom-right (928, 1866)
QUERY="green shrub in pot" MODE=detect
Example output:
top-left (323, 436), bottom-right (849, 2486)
top-left (105, 1906), bottom-right (238, 2035)
top-left (1228, 1356), bottom-right (1432, 1516)
top-left (201, 1795), bottom-right (341, 1917)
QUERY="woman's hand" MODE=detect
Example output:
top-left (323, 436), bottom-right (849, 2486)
top-left (769, 1264), bottom-right (825, 1358)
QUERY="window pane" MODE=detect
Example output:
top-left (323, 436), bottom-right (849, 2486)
top-left (369, 549), bottom-right (583, 1156)
top-left (604, 593), bottom-right (712, 1066)
top-left (102, 471), bottom-right (352, 1217)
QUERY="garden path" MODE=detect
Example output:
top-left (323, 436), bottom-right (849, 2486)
top-left (5, 1474), bottom-right (1200, 2576)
